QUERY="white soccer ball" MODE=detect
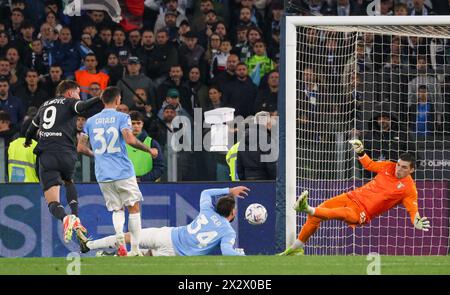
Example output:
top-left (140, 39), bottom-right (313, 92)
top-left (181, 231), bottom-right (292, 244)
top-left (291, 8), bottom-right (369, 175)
top-left (245, 203), bottom-right (268, 225)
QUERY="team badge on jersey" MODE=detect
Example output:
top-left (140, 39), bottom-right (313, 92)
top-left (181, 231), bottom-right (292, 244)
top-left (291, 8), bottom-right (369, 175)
top-left (397, 182), bottom-right (405, 190)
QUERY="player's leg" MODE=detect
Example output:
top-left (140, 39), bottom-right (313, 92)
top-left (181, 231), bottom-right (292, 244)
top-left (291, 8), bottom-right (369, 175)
top-left (118, 176), bottom-right (144, 256)
top-left (60, 154), bottom-right (89, 243)
top-left (99, 181), bottom-right (128, 256)
top-left (39, 153), bottom-right (77, 243)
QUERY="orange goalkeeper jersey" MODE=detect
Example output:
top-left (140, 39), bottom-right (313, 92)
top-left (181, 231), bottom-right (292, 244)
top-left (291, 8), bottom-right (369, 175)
top-left (347, 154), bottom-right (418, 224)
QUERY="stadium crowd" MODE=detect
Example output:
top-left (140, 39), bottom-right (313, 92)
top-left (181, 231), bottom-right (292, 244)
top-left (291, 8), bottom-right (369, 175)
top-left (0, 0), bottom-right (450, 183)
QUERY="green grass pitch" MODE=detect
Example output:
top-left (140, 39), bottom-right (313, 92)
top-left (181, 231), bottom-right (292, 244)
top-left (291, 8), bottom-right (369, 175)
top-left (1, 256), bottom-right (450, 275)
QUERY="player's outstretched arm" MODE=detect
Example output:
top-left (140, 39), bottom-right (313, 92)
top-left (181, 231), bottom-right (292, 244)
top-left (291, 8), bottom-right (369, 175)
top-left (349, 139), bottom-right (390, 173)
top-left (349, 139), bottom-right (365, 157)
top-left (77, 133), bottom-right (94, 157)
top-left (73, 96), bottom-right (102, 114)
top-left (229, 186), bottom-right (250, 199)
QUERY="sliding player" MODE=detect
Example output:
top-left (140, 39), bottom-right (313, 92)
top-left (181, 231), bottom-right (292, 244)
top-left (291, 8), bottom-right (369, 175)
top-left (279, 139), bottom-right (430, 256)
top-left (79, 187), bottom-right (249, 256)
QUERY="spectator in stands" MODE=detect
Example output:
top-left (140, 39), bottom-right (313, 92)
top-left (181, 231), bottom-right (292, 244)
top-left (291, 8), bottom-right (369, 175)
top-left (187, 66), bottom-right (208, 110)
top-left (14, 68), bottom-right (48, 110)
top-left (24, 38), bottom-right (50, 76)
top-left (0, 110), bottom-right (14, 147)
top-left (39, 22), bottom-right (57, 51)
top-left (233, 0), bottom-right (263, 30)
top-left (408, 85), bottom-right (437, 138)
top-left (128, 29), bottom-right (142, 55)
top-left (117, 103), bottom-right (130, 114)
top-left (410, 0), bottom-right (434, 15)
top-left (394, 3), bottom-right (408, 15)
top-left (0, 78), bottom-right (24, 128)
top-left (157, 104), bottom-right (178, 147)
top-left (222, 62), bottom-right (257, 118)
top-left (156, 64), bottom-right (191, 113)
top-left (0, 57), bottom-right (18, 88)
top-left (263, 2), bottom-right (283, 42)
top-left (255, 70), bottom-right (278, 113)
top-left (78, 32), bottom-right (95, 61)
top-left (88, 82), bottom-right (102, 99)
top-left (236, 110), bottom-right (277, 181)
top-left (242, 27), bottom-right (263, 62)
top-left (0, 30), bottom-right (9, 57)
top-left (191, 0), bottom-right (216, 33)
top-left (176, 19), bottom-right (191, 47)
top-left (408, 55), bottom-right (444, 124)
top-left (157, 88), bottom-right (192, 120)
top-left (8, 8), bottom-right (25, 41)
top-left (160, 10), bottom-right (179, 42)
top-left (204, 33), bottom-right (222, 72)
top-left (232, 25), bottom-right (249, 61)
top-left (16, 21), bottom-right (34, 59)
top-left (154, 0), bottom-right (188, 33)
top-left (127, 111), bottom-right (164, 182)
top-left (117, 56), bottom-right (157, 108)
top-left (211, 53), bottom-right (238, 89)
top-left (75, 53), bottom-right (110, 100)
top-left (381, 54), bottom-right (409, 115)
top-left (50, 27), bottom-right (81, 79)
top-left (204, 85), bottom-right (224, 113)
top-left (210, 38), bottom-right (232, 80)
top-left (101, 52), bottom-right (124, 86)
top-left (214, 21), bottom-right (228, 40)
top-left (331, 0), bottom-right (364, 16)
top-left (42, 64), bottom-right (63, 98)
top-left (149, 29), bottom-right (179, 86)
top-left (6, 47), bottom-right (27, 83)
top-left (196, 9), bottom-right (220, 50)
top-left (365, 111), bottom-right (407, 162)
top-left (107, 27), bottom-right (132, 61)
top-left (178, 31), bottom-right (205, 77)
top-left (245, 40), bottom-right (274, 86)
top-left (45, 10), bottom-right (62, 33)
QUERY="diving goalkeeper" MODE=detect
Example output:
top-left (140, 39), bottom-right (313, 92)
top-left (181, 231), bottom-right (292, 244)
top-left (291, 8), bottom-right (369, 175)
top-left (279, 139), bottom-right (430, 256)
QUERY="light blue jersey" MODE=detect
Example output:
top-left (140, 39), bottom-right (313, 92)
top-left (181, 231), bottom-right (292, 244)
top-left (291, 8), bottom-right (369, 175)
top-left (83, 108), bottom-right (135, 182)
top-left (171, 188), bottom-right (244, 256)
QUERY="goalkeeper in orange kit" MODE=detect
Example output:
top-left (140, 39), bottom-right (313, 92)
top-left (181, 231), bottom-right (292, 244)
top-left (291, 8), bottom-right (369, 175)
top-left (278, 139), bottom-right (431, 256)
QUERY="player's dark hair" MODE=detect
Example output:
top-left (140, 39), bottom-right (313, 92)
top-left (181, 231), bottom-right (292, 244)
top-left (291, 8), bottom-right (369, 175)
top-left (129, 110), bottom-right (144, 122)
top-left (399, 153), bottom-right (416, 169)
top-left (55, 80), bottom-right (79, 96)
top-left (216, 195), bottom-right (236, 218)
top-left (101, 86), bottom-right (121, 104)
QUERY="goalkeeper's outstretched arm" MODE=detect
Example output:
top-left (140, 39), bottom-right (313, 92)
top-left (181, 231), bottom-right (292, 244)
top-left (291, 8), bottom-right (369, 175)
top-left (349, 139), bottom-right (391, 173)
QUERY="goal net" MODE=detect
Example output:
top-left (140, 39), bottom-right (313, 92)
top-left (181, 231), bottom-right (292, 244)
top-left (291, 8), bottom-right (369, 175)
top-left (284, 16), bottom-right (450, 255)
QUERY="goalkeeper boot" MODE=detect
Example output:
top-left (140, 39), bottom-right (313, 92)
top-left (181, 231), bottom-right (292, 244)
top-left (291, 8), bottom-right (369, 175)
top-left (63, 214), bottom-right (77, 243)
top-left (77, 230), bottom-right (91, 254)
top-left (277, 247), bottom-right (304, 256)
top-left (293, 190), bottom-right (309, 213)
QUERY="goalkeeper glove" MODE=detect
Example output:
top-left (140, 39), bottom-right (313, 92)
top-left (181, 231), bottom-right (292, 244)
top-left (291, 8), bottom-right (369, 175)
top-left (414, 212), bottom-right (430, 231)
top-left (349, 139), bottom-right (364, 154)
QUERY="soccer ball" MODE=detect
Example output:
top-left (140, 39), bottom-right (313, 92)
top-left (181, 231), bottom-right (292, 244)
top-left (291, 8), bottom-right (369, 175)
top-left (245, 203), bottom-right (268, 225)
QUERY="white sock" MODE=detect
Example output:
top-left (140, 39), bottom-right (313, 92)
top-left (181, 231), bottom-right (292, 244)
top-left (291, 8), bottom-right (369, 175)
top-left (306, 206), bottom-right (315, 215)
top-left (291, 239), bottom-right (305, 250)
top-left (87, 235), bottom-right (117, 250)
top-left (128, 212), bottom-right (142, 252)
top-left (112, 210), bottom-right (125, 237)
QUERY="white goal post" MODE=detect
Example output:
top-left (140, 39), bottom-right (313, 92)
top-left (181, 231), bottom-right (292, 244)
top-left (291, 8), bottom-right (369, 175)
top-left (284, 16), bottom-right (450, 255)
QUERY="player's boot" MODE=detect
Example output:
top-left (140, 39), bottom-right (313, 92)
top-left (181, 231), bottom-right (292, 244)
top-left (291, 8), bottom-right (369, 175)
top-left (293, 190), bottom-right (309, 212)
top-left (63, 214), bottom-right (77, 243)
top-left (96, 250), bottom-right (117, 257)
top-left (277, 247), bottom-right (304, 256)
top-left (116, 234), bottom-right (128, 257)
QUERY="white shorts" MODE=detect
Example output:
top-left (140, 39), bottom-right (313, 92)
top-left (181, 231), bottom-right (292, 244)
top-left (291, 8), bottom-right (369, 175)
top-left (140, 227), bottom-right (177, 256)
top-left (99, 176), bottom-right (143, 211)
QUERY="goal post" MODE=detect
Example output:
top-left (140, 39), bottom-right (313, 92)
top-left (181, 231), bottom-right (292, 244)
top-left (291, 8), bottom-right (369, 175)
top-left (282, 16), bottom-right (450, 255)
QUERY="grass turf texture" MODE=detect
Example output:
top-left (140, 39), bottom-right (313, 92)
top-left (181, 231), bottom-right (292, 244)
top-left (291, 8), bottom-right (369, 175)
top-left (1, 256), bottom-right (450, 275)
